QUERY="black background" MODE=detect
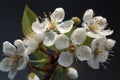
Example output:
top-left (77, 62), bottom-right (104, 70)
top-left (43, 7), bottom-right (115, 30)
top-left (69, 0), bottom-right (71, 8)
top-left (0, 0), bottom-right (120, 80)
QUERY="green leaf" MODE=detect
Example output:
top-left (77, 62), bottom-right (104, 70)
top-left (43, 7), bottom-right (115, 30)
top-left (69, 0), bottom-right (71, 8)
top-left (22, 5), bottom-right (37, 37)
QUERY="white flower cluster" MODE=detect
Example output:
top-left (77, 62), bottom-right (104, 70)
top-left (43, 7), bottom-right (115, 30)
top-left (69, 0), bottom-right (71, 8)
top-left (0, 8), bottom-right (116, 80)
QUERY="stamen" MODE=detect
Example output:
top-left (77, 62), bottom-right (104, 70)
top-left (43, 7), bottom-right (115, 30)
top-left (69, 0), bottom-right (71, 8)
top-left (109, 54), bottom-right (114, 57)
top-left (107, 58), bottom-right (111, 61)
top-left (43, 12), bottom-right (48, 18)
top-left (39, 16), bottom-right (44, 22)
top-left (105, 61), bottom-right (110, 64)
top-left (100, 63), bottom-right (107, 69)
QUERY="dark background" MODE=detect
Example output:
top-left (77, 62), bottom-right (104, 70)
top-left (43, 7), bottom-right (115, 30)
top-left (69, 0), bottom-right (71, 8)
top-left (0, 0), bottom-right (120, 80)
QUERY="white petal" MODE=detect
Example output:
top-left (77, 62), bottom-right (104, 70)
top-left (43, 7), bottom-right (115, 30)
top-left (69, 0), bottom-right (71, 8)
top-left (24, 38), bottom-right (39, 55)
top-left (32, 19), bottom-right (46, 33)
top-left (76, 45), bottom-right (91, 61)
top-left (71, 28), bottom-right (86, 45)
top-left (17, 55), bottom-right (29, 70)
top-left (91, 36), bottom-right (106, 50)
top-left (82, 23), bottom-right (89, 30)
top-left (87, 56), bottom-right (99, 69)
top-left (3, 41), bottom-right (17, 56)
top-left (97, 50), bottom-right (109, 62)
top-left (101, 29), bottom-right (114, 36)
top-left (83, 9), bottom-right (94, 24)
top-left (58, 52), bottom-right (73, 67)
top-left (0, 57), bottom-right (13, 72)
top-left (50, 7), bottom-right (65, 23)
top-left (67, 67), bottom-right (78, 79)
top-left (55, 34), bottom-right (69, 50)
top-left (43, 31), bottom-right (57, 46)
top-left (34, 32), bottom-right (45, 43)
top-left (105, 39), bottom-right (116, 50)
top-left (87, 32), bottom-right (103, 38)
top-left (14, 39), bottom-right (25, 56)
top-left (8, 67), bottom-right (17, 80)
top-left (57, 20), bottom-right (74, 33)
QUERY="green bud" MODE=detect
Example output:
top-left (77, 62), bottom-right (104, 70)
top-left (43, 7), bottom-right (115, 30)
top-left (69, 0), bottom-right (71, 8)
top-left (71, 17), bottom-right (81, 26)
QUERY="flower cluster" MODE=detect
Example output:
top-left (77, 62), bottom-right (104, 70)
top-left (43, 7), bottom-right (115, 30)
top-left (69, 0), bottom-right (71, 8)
top-left (0, 7), bottom-right (116, 80)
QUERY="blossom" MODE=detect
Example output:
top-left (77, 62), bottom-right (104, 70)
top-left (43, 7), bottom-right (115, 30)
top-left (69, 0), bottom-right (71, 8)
top-left (87, 36), bottom-right (116, 69)
top-left (0, 40), bottom-right (29, 80)
top-left (56, 28), bottom-right (92, 67)
top-left (82, 9), bottom-right (113, 38)
top-left (32, 7), bottom-right (74, 46)
top-left (66, 67), bottom-right (78, 79)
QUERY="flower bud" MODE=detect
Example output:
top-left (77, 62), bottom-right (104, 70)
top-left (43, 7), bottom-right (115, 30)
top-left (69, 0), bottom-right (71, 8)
top-left (72, 17), bottom-right (81, 26)
top-left (66, 67), bottom-right (78, 79)
top-left (28, 72), bottom-right (40, 80)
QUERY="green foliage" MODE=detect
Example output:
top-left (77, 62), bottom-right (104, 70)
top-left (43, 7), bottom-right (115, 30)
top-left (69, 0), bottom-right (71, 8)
top-left (22, 5), bottom-right (37, 37)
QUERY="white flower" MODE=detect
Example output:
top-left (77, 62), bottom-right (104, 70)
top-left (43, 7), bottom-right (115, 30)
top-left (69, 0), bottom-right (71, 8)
top-left (57, 28), bottom-right (91, 67)
top-left (0, 40), bottom-right (29, 80)
top-left (82, 9), bottom-right (113, 38)
top-left (87, 36), bottom-right (116, 69)
top-left (24, 32), bottom-right (45, 55)
top-left (32, 8), bottom-right (74, 47)
top-left (66, 67), bottom-right (78, 79)
top-left (47, 7), bottom-right (74, 33)
top-left (32, 8), bottom-right (74, 33)
top-left (28, 72), bottom-right (40, 80)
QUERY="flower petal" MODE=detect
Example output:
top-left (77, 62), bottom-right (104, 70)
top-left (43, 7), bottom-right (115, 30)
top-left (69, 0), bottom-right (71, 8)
top-left (58, 52), bottom-right (73, 67)
top-left (50, 7), bottom-right (65, 23)
top-left (83, 9), bottom-right (94, 24)
top-left (55, 34), bottom-right (69, 50)
top-left (57, 20), bottom-right (74, 33)
top-left (43, 31), bottom-right (57, 46)
top-left (14, 39), bottom-right (25, 56)
top-left (32, 18), bottom-right (46, 33)
top-left (101, 29), bottom-right (114, 36)
top-left (97, 50), bottom-right (109, 62)
top-left (18, 55), bottom-right (29, 70)
top-left (3, 41), bottom-right (17, 56)
top-left (8, 65), bottom-right (17, 80)
top-left (71, 28), bottom-right (86, 45)
top-left (87, 32), bottom-right (103, 38)
top-left (0, 57), bottom-right (13, 72)
top-left (105, 39), bottom-right (116, 50)
top-left (87, 56), bottom-right (99, 69)
top-left (91, 37), bottom-right (106, 51)
top-left (76, 45), bottom-right (91, 61)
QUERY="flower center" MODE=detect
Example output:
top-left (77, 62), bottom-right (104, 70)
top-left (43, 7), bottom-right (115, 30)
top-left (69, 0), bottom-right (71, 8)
top-left (10, 55), bottom-right (21, 63)
top-left (89, 21), bottom-right (99, 33)
top-left (49, 21), bottom-right (56, 30)
top-left (69, 45), bottom-right (76, 53)
top-left (94, 48), bottom-right (99, 57)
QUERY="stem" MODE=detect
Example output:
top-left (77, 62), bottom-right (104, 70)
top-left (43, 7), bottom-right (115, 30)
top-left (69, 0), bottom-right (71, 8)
top-left (40, 47), bottom-right (55, 59)
top-left (42, 62), bottom-right (58, 80)
top-left (30, 64), bottom-right (50, 72)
